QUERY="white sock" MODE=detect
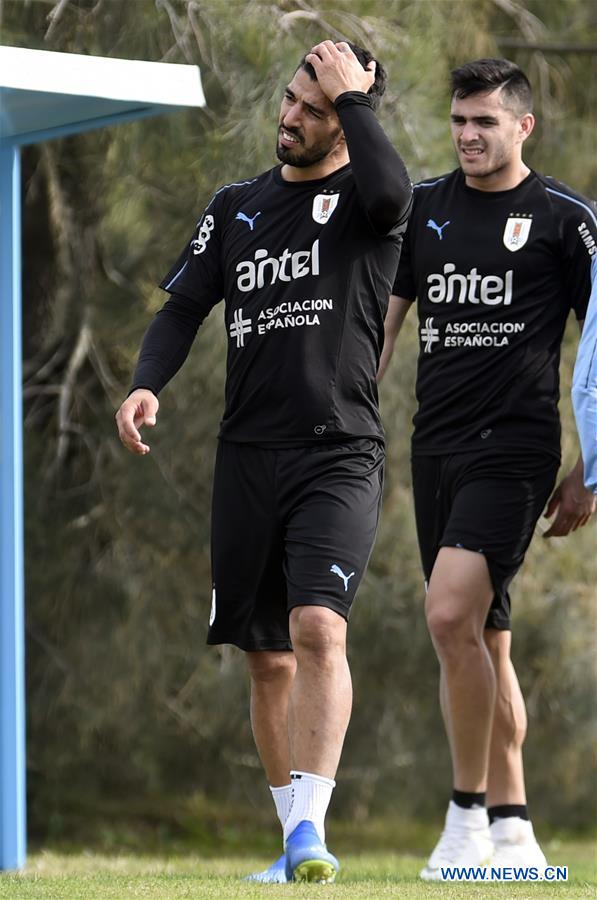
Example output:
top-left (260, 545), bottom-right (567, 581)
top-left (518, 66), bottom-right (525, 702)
top-left (270, 783), bottom-right (292, 828)
top-left (283, 770), bottom-right (335, 844)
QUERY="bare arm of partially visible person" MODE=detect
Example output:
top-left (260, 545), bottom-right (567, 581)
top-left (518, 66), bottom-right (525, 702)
top-left (377, 295), bottom-right (413, 382)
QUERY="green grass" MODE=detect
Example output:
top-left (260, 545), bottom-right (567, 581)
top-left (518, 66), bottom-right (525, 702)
top-left (1, 842), bottom-right (595, 899)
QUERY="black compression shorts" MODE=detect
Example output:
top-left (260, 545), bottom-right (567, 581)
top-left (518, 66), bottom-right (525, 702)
top-left (411, 450), bottom-right (559, 630)
top-left (208, 439), bottom-right (385, 651)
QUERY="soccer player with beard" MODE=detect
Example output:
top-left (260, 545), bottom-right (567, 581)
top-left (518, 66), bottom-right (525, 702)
top-left (115, 40), bottom-right (411, 882)
top-left (379, 58), bottom-right (596, 879)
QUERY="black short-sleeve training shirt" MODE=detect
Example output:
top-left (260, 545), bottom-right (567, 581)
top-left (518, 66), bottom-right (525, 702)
top-left (393, 169), bottom-right (597, 457)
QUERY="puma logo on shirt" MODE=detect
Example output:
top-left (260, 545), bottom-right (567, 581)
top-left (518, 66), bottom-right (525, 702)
top-left (330, 564), bottom-right (355, 592)
top-left (427, 218), bottom-right (451, 240)
top-left (235, 210), bottom-right (261, 230)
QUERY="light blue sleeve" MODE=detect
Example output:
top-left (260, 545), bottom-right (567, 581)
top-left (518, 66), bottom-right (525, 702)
top-left (572, 254), bottom-right (597, 493)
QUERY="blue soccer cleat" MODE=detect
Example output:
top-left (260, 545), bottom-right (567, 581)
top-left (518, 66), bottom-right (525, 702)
top-left (285, 820), bottom-right (339, 883)
top-left (243, 853), bottom-right (288, 883)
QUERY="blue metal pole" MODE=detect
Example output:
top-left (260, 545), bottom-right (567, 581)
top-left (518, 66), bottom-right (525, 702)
top-left (0, 141), bottom-right (26, 870)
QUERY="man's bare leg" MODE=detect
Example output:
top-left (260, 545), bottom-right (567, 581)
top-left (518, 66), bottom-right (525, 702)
top-left (426, 547), bottom-right (495, 791)
top-left (287, 605), bottom-right (352, 778)
top-left (481, 629), bottom-right (544, 867)
top-left (244, 650), bottom-right (297, 883)
top-left (439, 670), bottom-right (454, 757)
top-left (484, 629), bottom-right (527, 807)
top-left (246, 607), bottom-right (351, 849)
top-left (420, 547), bottom-right (496, 878)
top-left (277, 604), bottom-right (350, 883)
top-left (246, 650), bottom-right (296, 786)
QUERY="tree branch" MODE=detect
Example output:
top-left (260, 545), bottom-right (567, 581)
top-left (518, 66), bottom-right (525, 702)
top-left (45, 0), bottom-right (71, 41)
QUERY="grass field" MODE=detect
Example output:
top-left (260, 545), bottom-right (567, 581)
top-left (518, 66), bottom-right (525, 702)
top-left (1, 841), bottom-right (595, 899)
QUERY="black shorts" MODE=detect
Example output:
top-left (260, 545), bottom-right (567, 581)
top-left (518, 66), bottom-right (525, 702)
top-left (208, 439), bottom-right (385, 651)
top-left (411, 450), bottom-right (559, 630)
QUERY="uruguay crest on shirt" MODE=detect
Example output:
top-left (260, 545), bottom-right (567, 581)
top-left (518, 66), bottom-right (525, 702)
top-left (503, 214), bottom-right (532, 252)
top-left (312, 192), bottom-right (340, 224)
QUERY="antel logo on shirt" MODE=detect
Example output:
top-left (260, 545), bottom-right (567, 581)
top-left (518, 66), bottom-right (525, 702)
top-left (235, 239), bottom-right (320, 292)
top-left (427, 263), bottom-right (513, 306)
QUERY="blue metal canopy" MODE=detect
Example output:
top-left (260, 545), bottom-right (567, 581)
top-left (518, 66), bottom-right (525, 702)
top-left (0, 45), bottom-right (205, 871)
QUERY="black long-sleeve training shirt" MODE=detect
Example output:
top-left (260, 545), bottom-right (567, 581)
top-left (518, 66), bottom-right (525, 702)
top-left (132, 91), bottom-right (412, 444)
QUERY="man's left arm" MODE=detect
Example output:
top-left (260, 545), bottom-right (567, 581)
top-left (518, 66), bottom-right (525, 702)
top-left (306, 41), bottom-right (412, 234)
top-left (543, 451), bottom-right (595, 537)
top-left (544, 202), bottom-right (597, 536)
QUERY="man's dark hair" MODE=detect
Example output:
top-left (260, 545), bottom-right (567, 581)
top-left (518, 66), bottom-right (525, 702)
top-left (451, 58), bottom-right (533, 114)
top-left (299, 42), bottom-right (387, 111)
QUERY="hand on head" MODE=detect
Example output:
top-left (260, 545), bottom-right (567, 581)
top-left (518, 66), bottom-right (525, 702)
top-left (305, 40), bottom-right (375, 103)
